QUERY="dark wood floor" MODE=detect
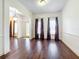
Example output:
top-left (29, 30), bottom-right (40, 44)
top-left (0, 38), bottom-right (79, 59)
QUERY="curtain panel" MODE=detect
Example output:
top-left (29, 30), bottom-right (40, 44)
top-left (40, 18), bottom-right (44, 40)
top-left (35, 19), bottom-right (39, 39)
top-left (55, 17), bottom-right (59, 41)
top-left (47, 17), bottom-right (51, 40)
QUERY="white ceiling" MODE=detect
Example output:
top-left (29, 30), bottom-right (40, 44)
top-left (18, 0), bottom-right (67, 14)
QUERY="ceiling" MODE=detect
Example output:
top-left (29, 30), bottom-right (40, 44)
top-left (18, 0), bottom-right (67, 14)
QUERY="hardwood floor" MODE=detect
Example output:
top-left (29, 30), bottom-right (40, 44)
top-left (0, 38), bottom-right (79, 59)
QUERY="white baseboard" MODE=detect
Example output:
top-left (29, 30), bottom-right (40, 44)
top-left (0, 34), bottom-right (3, 56)
top-left (4, 49), bottom-right (10, 55)
top-left (0, 51), bottom-right (3, 56)
top-left (62, 32), bottom-right (79, 57)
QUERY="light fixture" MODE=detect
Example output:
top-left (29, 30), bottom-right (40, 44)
top-left (37, 0), bottom-right (48, 6)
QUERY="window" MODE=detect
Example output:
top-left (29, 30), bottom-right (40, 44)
top-left (50, 18), bottom-right (56, 34)
top-left (37, 20), bottom-right (41, 38)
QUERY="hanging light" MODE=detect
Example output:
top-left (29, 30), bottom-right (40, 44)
top-left (37, 0), bottom-right (48, 6)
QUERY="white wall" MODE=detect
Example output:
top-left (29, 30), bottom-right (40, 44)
top-left (0, 0), bottom-right (3, 56)
top-left (3, 0), bottom-right (10, 54)
top-left (62, 0), bottom-right (79, 56)
top-left (8, 0), bottom-right (32, 18)
top-left (32, 12), bottom-right (62, 39)
top-left (0, 0), bottom-right (10, 55)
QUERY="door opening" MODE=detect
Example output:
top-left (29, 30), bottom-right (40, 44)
top-left (9, 7), bottom-right (18, 38)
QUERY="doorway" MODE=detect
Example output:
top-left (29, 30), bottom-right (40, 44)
top-left (9, 7), bottom-right (18, 38)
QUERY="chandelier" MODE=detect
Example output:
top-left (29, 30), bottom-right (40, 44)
top-left (37, 0), bottom-right (48, 6)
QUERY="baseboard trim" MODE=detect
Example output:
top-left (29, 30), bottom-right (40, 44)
top-left (0, 52), bottom-right (10, 59)
top-left (60, 40), bottom-right (79, 58)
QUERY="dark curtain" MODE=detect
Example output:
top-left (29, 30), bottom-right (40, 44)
top-left (40, 18), bottom-right (44, 40)
top-left (55, 17), bottom-right (59, 41)
top-left (35, 19), bottom-right (39, 39)
top-left (47, 17), bottom-right (51, 40)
